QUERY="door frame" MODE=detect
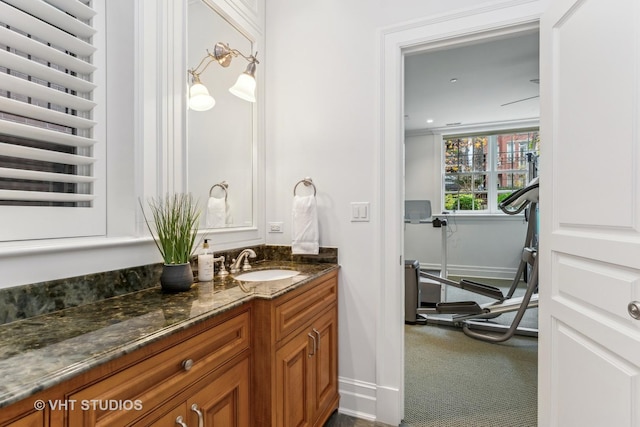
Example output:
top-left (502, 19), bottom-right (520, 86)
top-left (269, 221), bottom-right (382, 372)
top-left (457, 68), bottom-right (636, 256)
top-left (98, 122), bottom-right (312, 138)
top-left (377, 1), bottom-right (546, 423)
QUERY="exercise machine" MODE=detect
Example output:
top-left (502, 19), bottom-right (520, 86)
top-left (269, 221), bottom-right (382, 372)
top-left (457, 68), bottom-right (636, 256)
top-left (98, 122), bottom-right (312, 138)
top-left (404, 200), bottom-right (448, 314)
top-left (409, 178), bottom-right (539, 343)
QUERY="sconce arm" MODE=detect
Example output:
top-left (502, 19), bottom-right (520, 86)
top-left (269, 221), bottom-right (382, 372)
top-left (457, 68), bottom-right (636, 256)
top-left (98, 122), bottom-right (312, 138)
top-left (213, 42), bottom-right (259, 67)
top-left (230, 49), bottom-right (260, 65)
top-left (189, 54), bottom-right (218, 81)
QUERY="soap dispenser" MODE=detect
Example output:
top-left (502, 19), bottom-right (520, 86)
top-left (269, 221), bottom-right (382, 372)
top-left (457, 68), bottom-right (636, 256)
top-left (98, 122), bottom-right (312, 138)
top-left (198, 239), bottom-right (214, 281)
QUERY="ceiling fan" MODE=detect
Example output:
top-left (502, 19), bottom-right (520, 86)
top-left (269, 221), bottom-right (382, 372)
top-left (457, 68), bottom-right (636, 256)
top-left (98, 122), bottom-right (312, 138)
top-left (500, 78), bottom-right (539, 107)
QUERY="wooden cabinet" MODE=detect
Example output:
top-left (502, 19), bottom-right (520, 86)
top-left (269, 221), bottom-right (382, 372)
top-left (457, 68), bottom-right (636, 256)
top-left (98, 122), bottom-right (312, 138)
top-left (143, 355), bottom-right (250, 427)
top-left (253, 270), bottom-right (339, 426)
top-left (186, 356), bottom-right (250, 427)
top-left (68, 307), bottom-right (251, 427)
top-left (2, 412), bottom-right (45, 427)
top-left (0, 268), bottom-right (339, 427)
top-left (274, 307), bottom-right (337, 427)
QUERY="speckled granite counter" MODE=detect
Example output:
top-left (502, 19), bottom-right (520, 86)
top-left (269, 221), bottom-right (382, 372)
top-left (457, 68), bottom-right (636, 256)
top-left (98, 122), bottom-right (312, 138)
top-left (0, 260), bottom-right (338, 409)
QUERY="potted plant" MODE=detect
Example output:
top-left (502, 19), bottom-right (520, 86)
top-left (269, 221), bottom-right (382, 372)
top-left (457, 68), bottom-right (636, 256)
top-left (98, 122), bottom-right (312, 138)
top-left (140, 193), bottom-right (200, 292)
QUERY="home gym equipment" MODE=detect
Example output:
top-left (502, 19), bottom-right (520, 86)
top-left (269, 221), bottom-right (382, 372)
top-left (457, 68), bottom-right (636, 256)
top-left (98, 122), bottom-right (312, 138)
top-left (406, 178), bottom-right (539, 343)
top-left (404, 200), bottom-right (448, 323)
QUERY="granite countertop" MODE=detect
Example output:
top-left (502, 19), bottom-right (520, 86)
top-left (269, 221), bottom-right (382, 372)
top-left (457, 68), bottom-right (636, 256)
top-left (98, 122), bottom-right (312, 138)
top-left (0, 260), bottom-right (338, 409)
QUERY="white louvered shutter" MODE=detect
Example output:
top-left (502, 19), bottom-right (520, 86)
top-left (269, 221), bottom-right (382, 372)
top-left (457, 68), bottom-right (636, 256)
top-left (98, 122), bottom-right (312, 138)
top-left (0, 0), bottom-right (105, 241)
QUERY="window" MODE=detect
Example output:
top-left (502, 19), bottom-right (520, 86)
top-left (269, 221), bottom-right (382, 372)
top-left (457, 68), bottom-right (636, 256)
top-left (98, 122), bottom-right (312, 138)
top-left (0, 0), bottom-right (105, 241)
top-left (443, 130), bottom-right (539, 213)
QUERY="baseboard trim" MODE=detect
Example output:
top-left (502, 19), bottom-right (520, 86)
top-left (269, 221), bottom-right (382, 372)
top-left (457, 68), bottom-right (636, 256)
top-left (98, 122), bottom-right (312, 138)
top-left (375, 384), bottom-right (402, 425)
top-left (338, 377), bottom-right (377, 421)
top-left (338, 377), bottom-right (404, 424)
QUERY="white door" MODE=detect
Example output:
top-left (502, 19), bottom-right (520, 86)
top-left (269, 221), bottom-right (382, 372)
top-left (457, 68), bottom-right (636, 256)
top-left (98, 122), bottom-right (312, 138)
top-left (539, 1), bottom-right (640, 426)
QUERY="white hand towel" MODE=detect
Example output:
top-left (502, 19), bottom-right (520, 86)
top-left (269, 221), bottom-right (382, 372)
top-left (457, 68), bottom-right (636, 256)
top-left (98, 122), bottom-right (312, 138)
top-left (292, 194), bottom-right (319, 255)
top-left (206, 197), bottom-right (226, 228)
top-left (225, 199), bottom-right (233, 225)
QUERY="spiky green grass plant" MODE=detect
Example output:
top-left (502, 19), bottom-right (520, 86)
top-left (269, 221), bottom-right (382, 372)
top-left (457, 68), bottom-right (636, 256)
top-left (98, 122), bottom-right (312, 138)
top-left (140, 193), bottom-right (200, 264)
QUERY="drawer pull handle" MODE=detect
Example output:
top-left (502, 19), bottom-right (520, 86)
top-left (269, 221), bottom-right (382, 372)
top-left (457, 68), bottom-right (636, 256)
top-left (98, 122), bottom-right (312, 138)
top-left (308, 332), bottom-right (316, 357)
top-left (182, 359), bottom-right (194, 371)
top-left (175, 415), bottom-right (188, 427)
top-left (628, 301), bottom-right (640, 320)
top-left (191, 403), bottom-right (204, 427)
top-left (313, 328), bottom-right (321, 350)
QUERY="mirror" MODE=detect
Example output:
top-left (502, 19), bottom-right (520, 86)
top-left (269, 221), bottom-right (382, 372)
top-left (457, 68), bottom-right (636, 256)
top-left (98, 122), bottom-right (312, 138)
top-left (187, 0), bottom-right (255, 230)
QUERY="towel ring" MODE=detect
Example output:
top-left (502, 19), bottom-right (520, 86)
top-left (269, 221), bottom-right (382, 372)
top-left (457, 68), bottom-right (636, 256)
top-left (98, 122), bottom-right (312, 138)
top-left (293, 177), bottom-right (317, 197)
top-left (209, 181), bottom-right (228, 200)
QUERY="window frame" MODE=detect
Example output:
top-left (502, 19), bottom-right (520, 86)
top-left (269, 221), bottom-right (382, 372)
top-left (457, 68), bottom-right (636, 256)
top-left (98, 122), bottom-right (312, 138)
top-left (0, 0), bottom-right (106, 242)
top-left (442, 128), bottom-right (539, 215)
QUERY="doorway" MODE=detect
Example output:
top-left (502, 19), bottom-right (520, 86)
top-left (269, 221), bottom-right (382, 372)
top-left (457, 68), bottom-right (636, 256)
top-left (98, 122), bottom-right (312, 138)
top-left (376, 3), bottom-right (545, 423)
top-left (401, 30), bottom-right (540, 427)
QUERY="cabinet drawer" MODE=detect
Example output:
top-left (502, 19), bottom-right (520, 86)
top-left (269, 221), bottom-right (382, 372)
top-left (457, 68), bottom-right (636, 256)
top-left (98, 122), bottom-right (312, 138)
top-left (68, 309), bottom-right (250, 426)
top-left (274, 272), bottom-right (337, 343)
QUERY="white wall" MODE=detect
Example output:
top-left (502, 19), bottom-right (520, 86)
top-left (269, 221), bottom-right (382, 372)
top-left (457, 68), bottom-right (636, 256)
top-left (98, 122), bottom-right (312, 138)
top-left (0, 1), bottom-right (541, 424)
top-left (265, 0), bottom-right (543, 423)
top-left (405, 133), bottom-right (440, 211)
top-left (263, 0), bottom-right (503, 421)
top-left (404, 132), bottom-right (529, 279)
top-left (405, 216), bottom-right (528, 278)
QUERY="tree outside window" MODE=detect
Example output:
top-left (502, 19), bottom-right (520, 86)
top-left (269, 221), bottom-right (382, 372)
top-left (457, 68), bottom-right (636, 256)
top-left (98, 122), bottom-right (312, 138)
top-left (444, 130), bottom-right (539, 213)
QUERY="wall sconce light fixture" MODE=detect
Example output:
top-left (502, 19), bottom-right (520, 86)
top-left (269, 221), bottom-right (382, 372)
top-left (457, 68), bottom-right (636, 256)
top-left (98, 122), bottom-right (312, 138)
top-left (188, 42), bottom-right (259, 111)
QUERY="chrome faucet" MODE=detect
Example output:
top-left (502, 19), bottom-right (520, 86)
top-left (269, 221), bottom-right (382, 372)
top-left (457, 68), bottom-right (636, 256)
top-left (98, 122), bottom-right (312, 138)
top-left (230, 248), bottom-right (257, 273)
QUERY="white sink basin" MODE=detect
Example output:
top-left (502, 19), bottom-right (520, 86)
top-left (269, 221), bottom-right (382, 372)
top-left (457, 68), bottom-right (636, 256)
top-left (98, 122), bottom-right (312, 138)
top-left (233, 269), bottom-right (300, 282)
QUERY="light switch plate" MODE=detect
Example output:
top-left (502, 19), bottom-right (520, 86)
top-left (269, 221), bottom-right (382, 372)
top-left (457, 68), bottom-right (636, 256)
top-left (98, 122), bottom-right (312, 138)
top-left (350, 202), bottom-right (370, 222)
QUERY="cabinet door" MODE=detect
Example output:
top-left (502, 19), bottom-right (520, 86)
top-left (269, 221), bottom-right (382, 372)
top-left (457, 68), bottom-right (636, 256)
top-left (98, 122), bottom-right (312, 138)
top-left (4, 411), bottom-right (45, 427)
top-left (275, 330), bottom-right (314, 427)
top-left (187, 357), bottom-right (250, 427)
top-left (310, 307), bottom-right (338, 420)
top-left (144, 404), bottom-right (186, 427)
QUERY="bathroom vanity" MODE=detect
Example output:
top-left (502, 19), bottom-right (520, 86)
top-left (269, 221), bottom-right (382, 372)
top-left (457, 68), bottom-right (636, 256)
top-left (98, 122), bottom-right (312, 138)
top-left (0, 262), bottom-right (339, 427)
top-left (253, 269), bottom-right (338, 426)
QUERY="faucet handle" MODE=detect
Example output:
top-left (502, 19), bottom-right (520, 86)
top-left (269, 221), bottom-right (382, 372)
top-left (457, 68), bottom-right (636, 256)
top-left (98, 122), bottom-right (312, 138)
top-left (242, 258), bottom-right (252, 271)
top-left (213, 255), bottom-right (229, 276)
top-left (218, 262), bottom-right (229, 276)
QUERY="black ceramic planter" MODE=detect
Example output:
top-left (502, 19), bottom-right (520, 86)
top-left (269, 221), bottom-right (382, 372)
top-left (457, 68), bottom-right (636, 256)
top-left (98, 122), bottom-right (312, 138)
top-left (160, 263), bottom-right (194, 292)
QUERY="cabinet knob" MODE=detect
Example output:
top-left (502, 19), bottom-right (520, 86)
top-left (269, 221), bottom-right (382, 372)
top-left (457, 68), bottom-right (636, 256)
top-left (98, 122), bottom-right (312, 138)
top-left (182, 359), bottom-right (194, 371)
top-left (175, 415), bottom-right (188, 427)
top-left (628, 301), bottom-right (640, 320)
top-left (191, 404), bottom-right (204, 427)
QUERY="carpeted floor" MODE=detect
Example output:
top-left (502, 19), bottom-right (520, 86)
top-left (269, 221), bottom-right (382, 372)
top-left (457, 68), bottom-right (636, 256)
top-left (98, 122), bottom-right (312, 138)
top-left (403, 276), bottom-right (538, 427)
top-left (404, 319), bottom-right (537, 426)
top-left (327, 277), bottom-right (538, 427)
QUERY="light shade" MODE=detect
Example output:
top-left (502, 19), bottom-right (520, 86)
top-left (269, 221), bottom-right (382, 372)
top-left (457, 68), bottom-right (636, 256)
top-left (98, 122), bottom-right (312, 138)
top-left (189, 82), bottom-right (215, 111)
top-left (229, 60), bottom-right (257, 103)
top-left (229, 73), bottom-right (256, 103)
